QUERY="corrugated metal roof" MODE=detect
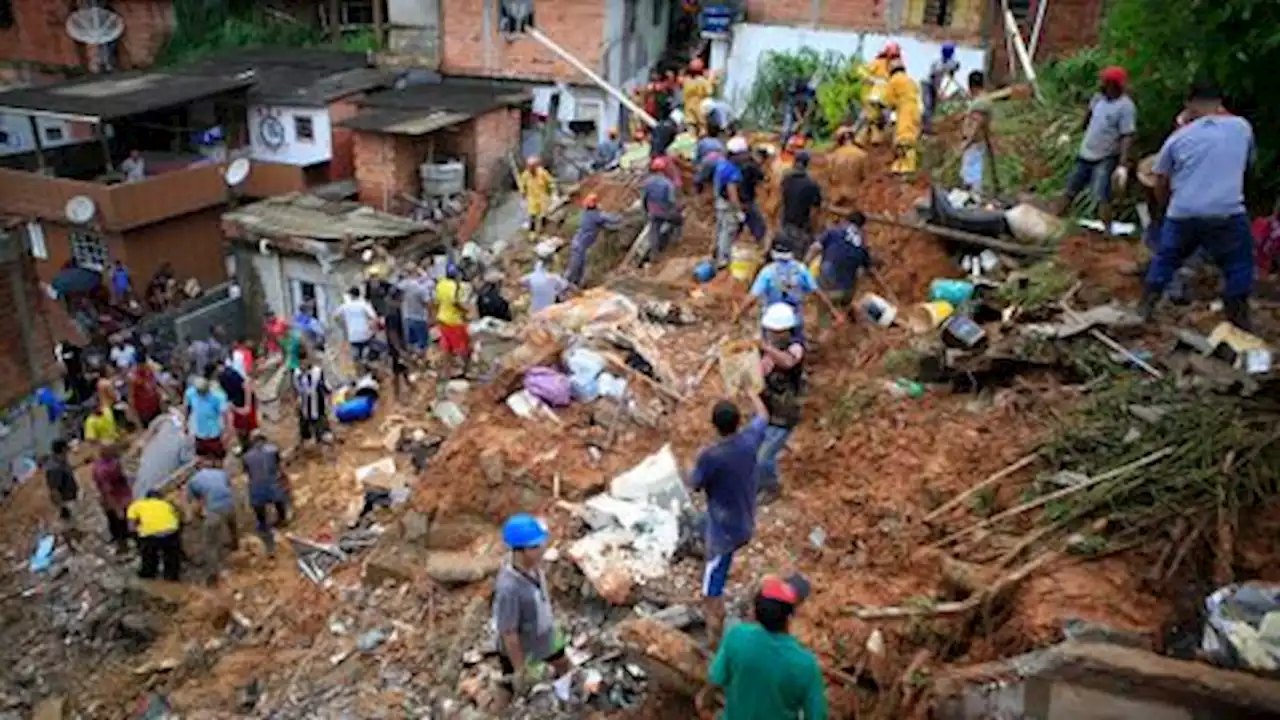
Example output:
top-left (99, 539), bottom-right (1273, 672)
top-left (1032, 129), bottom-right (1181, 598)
top-left (0, 71), bottom-right (253, 120)
top-left (223, 193), bottom-right (431, 242)
top-left (340, 80), bottom-right (529, 136)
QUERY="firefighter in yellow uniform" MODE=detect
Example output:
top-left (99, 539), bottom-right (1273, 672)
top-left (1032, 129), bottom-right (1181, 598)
top-left (830, 126), bottom-right (869, 185)
top-left (518, 156), bottom-right (555, 240)
top-left (882, 61), bottom-right (922, 175)
top-left (855, 43), bottom-right (899, 147)
top-left (682, 58), bottom-right (714, 135)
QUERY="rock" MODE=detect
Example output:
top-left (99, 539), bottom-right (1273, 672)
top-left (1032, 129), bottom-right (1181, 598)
top-left (357, 628), bottom-right (389, 652)
top-left (648, 604), bottom-right (698, 630)
top-left (592, 566), bottom-right (634, 605)
top-left (401, 511), bottom-right (429, 544)
top-left (478, 448), bottom-right (505, 485)
top-left (118, 612), bottom-right (160, 644)
top-left (433, 401), bottom-right (467, 429)
top-left (424, 550), bottom-right (502, 585)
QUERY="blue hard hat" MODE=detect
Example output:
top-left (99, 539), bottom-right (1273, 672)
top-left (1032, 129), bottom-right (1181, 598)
top-left (502, 513), bottom-right (549, 549)
top-left (941, 42), bottom-right (956, 59)
top-left (692, 259), bottom-right (716, 283)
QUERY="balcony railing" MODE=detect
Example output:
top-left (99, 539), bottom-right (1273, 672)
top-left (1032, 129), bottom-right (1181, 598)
top-left (0, 161), bottom-right (311, 231)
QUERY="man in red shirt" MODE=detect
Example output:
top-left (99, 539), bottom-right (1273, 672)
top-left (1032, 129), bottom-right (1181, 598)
top-left (1252, 198), bottom-right (1280, 279)
top-left (127, 351), bottom-right (164, 429)
top-left (93, 443), bottom-right (134, 554)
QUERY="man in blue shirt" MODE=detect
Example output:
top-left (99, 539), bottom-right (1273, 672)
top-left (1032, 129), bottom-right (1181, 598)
top-left (805, 211), bottom-right (874, 333)
top-left (592, 127), bottom-right (622, 171)
top-left (565, 193), bottom-right (620, 286)
top-left (1055, 66), bottom-right (1137, 239)
top-left (692, 128), bottom-right (726, 194)
top-left (188, 455), bottom-right (238, 585)
top-left (1143, 81), bottom-right (1256, 329)
top-left (713, 137), bottom-right (750, 266)
top-left (689, 393), bottom-right (769, 645)
top-left (184, 373), bottom-right (229, 459)
top-left (732, 234), bottom-right (843, 338)
top-left (641, 156), bottom-right (683, 264)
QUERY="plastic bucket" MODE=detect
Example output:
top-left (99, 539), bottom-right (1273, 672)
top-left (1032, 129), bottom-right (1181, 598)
top-left (905, 301), bottom-right (954, 334)
top-left (858, 292), bottom-right (898, 327)
top-left (729, 244), bottom-right (761, 283)
top-left (335, 395), bottom-right (376, 424)
top-left (929, 278), bottom-right (976, 306)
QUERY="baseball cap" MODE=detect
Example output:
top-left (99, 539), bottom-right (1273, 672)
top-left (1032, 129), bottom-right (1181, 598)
top-left (759, 573), bottom-right (811, 605)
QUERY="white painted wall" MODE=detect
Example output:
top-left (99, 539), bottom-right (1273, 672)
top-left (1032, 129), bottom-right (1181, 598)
top-left (0, 113), bottom-right (94, 157)
top-left (247, 104), bottom-right (334, 167)
top-left (720, 23), bottom-right (989, 113)
top-left (602, 0), bottom-right (669, 141)
top-left (249, 249), bottom-right (361, 320)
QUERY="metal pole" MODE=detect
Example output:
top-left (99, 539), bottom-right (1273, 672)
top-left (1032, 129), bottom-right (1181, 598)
top-left (1028, 0), bottom-right (1051, 61)
top-left (525, 27), bottom-right (658, 129)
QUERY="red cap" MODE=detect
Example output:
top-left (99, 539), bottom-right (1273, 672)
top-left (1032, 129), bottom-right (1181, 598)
top-left (759, 573), bottom-right (811, 605)
top-left (582, 193), bottom-right (599, 209)
top-left (1100, 66), bottom-right (1128, 87)
top-left (649, 156), bottom-right (669, 172)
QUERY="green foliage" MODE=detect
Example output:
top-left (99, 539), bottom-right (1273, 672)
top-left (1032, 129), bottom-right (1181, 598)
top-left (741, 48), bottom-right (864, 139)
top-left (159, 0), bottom-right (372, 65)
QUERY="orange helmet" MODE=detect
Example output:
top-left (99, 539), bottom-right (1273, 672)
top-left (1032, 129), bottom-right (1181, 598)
top-left (582, 193), bottom-right (600, 209)
top-left (881, 42), bottom-right (901, 59)
top-left (526, 155), bottom-right (540, 167)
top-left (650, 156), bottom-right (669, 172)
top-left (689, 57), bottom-right (705, 73)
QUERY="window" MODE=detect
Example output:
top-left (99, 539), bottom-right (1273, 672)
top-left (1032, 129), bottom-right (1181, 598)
top-left (43, 126), bottom-right (64, 142)
top-left (0, 0), bottom-right (14, 29)
top-left (340, 0), bottom-right (375, 25)
top-left (923, 0), bottom-right (952, 27)
top-left (26, 222), bottom-right (47, 260)
top-left (0, 129), bottom-right (10, 148)
top-left (70, 231), bottom-right (108, 271)
top-left (652, 0), bottom-right (663, 26)
top-left (294, 115), bottom-right (315, 143)
top-left (1008, 0), bottom-right (1033, 22)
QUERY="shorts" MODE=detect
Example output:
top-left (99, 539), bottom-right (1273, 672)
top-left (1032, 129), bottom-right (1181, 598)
top-left (438, 323), bottom-right (470, 357)
top-left (195, 436), bottom-right (226, 459)
top-left (231, 399), bottom-right (258, 436)
top-left (1065, 155), bottom-right (1119, 203)
top-left (702, 550), bottom-right (736, 598)
top-left (403, 318), bottom-right (430, 351)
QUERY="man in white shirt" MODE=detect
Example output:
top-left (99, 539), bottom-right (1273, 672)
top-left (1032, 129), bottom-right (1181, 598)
top-left (333, 287), bottom-right (379, 364)
top-left (109, 334), bottom-right (138, 370)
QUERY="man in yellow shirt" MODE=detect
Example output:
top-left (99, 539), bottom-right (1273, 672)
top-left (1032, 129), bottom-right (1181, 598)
top-left (84, 404), bottom-right (120, 446)
top-left (434, 266), bottom-right (471, 379)
top-left (682, 58), bottom-right (713, 135)
top-left (127, 490), bottom-right (182, 580)
top-left (518, 156), bottom-right (555, 240)
top-left (855, 42), bottom-right (899, 147)
top-left (882, 61), bottom-right (923, 175)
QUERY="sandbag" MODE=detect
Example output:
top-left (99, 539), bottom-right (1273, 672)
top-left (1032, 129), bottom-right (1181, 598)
top-left (1005, 203), bottom-right (1065, 244)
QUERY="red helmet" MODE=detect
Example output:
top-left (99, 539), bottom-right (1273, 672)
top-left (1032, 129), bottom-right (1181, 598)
top-left (650, 156), bottom-right (669, 172)
top-left (881, 42), bottom-right (901, 59)
top-left (582, 193), bottom-right (600, 209)
top-left (786, 134), bottom-right (807, 150)
top-left (689, 57), bottom-right (705, 73)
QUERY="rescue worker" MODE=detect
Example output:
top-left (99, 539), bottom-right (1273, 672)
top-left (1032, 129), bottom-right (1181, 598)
top-left (566, 193), bottom-right (620, 286)
top-left (1054, 66), bottom-right (1137, 239)
top-left (777, 133), bottom-right (807, 172)
top-left (828, 126), bottom-right (870, 200)
top-left (883, 60), bottom-right (923, 175)
top-left (855, 42), bottom-right (899, 147)
top-left (806, 211), bottom-right (874, 336)
top-left (1143, 81), bottom-right (1256, 329)
top-left (518, 156), bottom-right (556, 240)
top-left (693, 126), bottom-right (727, 194)
top-left (593, 128), bottom-right (623, 171)
top-left (713, 137), bottom-right (751, 267)
top-left (923, 42), bottom-right (961, 134)
top-left (127, 490), bottom-right (182, 581)
top-left (493, 514), bottom-right (574, 699)
top-left (682, 58), bottom-right (714, 135)
top-left (523, 251), bottom-right (569, 312)
top-left (702, 96), bottom-right (735, 136)
top-left (650, 110), bottom-right (681, 158)
top-left (689, 394), bottom-right (770, 645)
top-left (700, 574), bottom-right (826, 719)
top-left (780, 151), bottom-right (823, 237)
top-left (732, 235), bottom-right (843, 338)
top-left (756, 303), bottom-right (806, 504)
top-left (782, 77), bottom-right (815, 143)
top-left (641, 156), bottom-right (683, 264)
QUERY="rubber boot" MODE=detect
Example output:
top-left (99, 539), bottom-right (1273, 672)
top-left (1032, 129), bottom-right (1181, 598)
top-left (1224, 297), bottom-right (1252, 331)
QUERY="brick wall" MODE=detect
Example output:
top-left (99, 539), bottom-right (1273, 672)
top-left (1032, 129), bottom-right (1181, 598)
top-left (122, 206), bottom-right (228, 289)
top-left (745, 0), bottom-right (881, 28)
top-left (354, 130), bottom-right (428, 210)
top-left (0, 0), bottom-right (173, 81)
top-left (0, 230), bottom-right (62, 408)
top-left (439, 0), bottom-right (607, 81)
top-left (467, 107), bottom-right (520, 193)
top-left (327, 98), bottom-right (362, 181)
top-left (988, 0), bottom-right (1103, 83)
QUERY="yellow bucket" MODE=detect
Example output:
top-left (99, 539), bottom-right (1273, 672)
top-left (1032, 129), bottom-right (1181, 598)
top-left (729, 244), bottom-right (761, 283)
top-left (906, 301), bottom-right (954, 334)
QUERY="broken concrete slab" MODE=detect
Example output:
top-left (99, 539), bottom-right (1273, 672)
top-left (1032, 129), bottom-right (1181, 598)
top-left (582, 494), bottom-right (653, 531)
top-left (609, 444), bottom-right (690, 514)
top-left (401, 511), bottom-right (429, 544)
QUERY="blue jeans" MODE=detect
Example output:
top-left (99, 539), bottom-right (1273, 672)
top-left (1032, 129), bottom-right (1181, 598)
top-left (403, 318), bottom-right (429, 351)
top-left (566, 238), bottom-right (590, 286)
top-left (741, 202), bottom-right (767, 242)
top-left (1065, 155), bottom-right (1119, 204)
top-left (756, 425), bottom-right (793, 492)
top-left (1146, 214), bottom-right (1254, 301)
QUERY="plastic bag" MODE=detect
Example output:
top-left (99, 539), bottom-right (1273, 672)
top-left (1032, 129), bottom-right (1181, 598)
top-left (524, 366), bottom-right (573, 407)
top-left (1202, 582), bottom-right (1280, 672)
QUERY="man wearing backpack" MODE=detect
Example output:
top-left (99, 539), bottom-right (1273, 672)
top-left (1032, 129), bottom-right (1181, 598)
top-left (732, 233), bottom-right (843, 338)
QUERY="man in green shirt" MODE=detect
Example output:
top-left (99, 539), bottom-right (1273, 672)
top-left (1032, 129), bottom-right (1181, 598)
top-left (703, 573), bottom-right (827, 719)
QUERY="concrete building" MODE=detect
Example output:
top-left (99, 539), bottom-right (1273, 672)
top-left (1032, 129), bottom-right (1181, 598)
top-left (0, 0), bottom-right (175, 84)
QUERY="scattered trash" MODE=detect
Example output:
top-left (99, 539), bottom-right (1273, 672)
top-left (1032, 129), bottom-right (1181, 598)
top-left (433, 401), bottom-right (467, 429)
top-left (356, 627), bottom-right (390, 652)
top-left (929, 278), bottom-right (976, 306)
top-left (524, 366), bottom-right (573, 407)
top-left (859, 293), bottom-right (898, 327)
top-left (29, 535), bottom-right (55, 573)
top-left (884, 378), bottom-right (926, 399)
top-left (1202, 583), bottom-right (1280, 671)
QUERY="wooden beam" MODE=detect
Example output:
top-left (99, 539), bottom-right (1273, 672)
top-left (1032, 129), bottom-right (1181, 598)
top-left (372, 0), bottom-right (386, 50)
top-left (26, 115), bottom-right (47, 174)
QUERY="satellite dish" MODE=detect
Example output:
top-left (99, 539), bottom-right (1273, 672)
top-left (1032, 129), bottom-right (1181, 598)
top-left (64, 196), bottom-right (97, 224)
top-left (224, 158), bottom-right (251, 187)
top-left (66, 7), bottom-right (125, 45)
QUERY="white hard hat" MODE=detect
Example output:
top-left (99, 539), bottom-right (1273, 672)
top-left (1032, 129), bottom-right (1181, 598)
top-left (726, 136), bottom-right (749, 154)
top-left (669, 109), bottom-right (685, 125)
top-left (761, 302), bottom-right (798, 331)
